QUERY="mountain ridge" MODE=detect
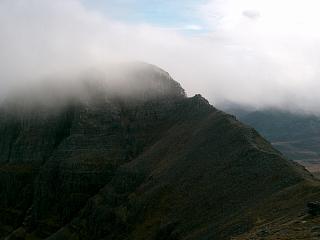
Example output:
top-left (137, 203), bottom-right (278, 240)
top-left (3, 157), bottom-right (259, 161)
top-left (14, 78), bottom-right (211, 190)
top-left (223, 106), bottom-right (320, 178)
top-left (0, 65), bottom-right (320, 240)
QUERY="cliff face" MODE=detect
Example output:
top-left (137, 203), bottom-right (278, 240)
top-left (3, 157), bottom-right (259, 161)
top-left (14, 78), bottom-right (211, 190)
top-left (0, 64), bottom-right (319, 240)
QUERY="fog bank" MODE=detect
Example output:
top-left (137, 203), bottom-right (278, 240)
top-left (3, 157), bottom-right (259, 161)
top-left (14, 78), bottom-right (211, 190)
top-left (1, 0), bottom-right (320, 114)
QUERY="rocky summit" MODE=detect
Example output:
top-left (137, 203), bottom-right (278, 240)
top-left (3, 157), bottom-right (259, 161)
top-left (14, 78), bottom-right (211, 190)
top-left (0, 64), bottom-right (320, 240)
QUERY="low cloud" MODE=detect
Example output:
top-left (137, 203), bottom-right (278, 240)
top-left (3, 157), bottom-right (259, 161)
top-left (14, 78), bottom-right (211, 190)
top-left (242, 10), bottom-right (260, 20)
top-left (1, 0), bottom-right (320, 114)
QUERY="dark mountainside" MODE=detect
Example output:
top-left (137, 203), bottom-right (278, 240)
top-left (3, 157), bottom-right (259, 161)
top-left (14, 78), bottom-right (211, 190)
top-left (1, 64), bottom-right (320, 240)
top-left (225, 108), bottom-right (320, 178)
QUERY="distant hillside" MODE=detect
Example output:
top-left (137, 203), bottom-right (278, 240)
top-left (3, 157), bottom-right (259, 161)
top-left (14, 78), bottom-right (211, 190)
top-left (1, 65), bottom-right (320, 240)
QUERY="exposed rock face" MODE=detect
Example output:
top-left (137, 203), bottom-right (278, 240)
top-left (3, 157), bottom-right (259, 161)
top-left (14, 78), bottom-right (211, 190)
top-left (0, 64), bottom-right (319, 240)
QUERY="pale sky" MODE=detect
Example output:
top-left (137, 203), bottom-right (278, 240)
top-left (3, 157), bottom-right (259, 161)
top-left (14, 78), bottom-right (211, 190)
top-left (81, 0), bottom-right (207, 32)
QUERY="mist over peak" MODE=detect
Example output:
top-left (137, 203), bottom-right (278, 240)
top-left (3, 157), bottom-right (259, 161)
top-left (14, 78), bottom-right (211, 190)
top-left (2, 2), bottom-right (320, 239)
top-left (1, 0), bottom-right (320, 114)
top-left (0, 62), bottom-right (185, 115)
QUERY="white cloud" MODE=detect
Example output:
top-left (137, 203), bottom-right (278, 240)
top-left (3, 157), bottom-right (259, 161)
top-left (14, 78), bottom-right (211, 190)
top-left (242, 10), bottom-right (260, 20)
top-left (183, 24), bottom-right (204, 31)
top-left (196, 0), bottom-right (320, 112)
top-left (1, 0), bottom-right (320, 114)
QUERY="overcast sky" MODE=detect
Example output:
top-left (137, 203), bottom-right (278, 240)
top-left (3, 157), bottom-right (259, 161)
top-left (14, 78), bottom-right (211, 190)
top-left (1, 0), bottom-right (320, 113)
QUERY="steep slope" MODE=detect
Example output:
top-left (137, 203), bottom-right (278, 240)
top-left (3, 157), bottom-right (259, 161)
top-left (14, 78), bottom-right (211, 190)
top-left (0, 65), bottom-right (320, 240)
top-left (225, 108), bottom-right (320, 178)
